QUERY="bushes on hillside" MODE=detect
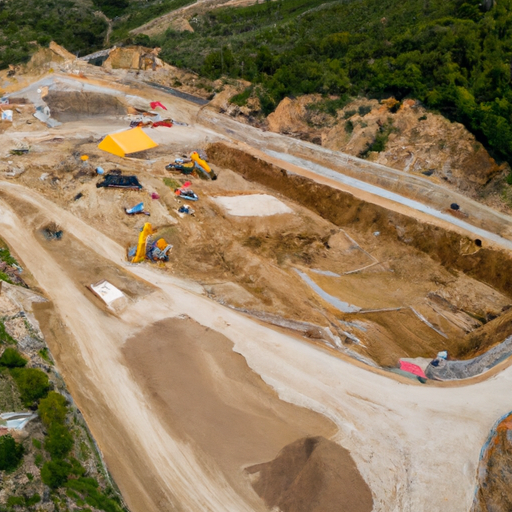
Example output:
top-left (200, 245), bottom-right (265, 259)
top-left (10, 368), bottom-right (50, 406)
top-left (0, 348), bottom-right (28, 368)
top-left (0, 435), bottom-right (24, 471)
top-left (155, 0), bottom-right (512, 165)
top-left (41, 459), bottom-right (73, 488)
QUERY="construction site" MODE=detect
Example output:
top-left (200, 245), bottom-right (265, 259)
top-left (1, 43), bottom-right (512, 512)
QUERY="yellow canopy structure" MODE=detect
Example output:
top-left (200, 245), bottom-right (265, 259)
top-left (98, 127), bottom-right (158, 157)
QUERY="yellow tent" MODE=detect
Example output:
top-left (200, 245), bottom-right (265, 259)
top-left (98, 127), bottom-right (158, 157)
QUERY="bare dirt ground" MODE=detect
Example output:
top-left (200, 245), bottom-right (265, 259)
top-left (1, 64), bottom-right (512, 512)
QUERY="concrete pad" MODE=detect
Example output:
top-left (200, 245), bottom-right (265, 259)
top-left (212, 194), bottom-right (292, 216)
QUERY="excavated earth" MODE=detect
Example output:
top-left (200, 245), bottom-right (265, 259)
top-left (2, 46), bottom-right (512, 512)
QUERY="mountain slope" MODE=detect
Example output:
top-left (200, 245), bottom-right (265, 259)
top-left (147, 0), bottom-right (512, 167)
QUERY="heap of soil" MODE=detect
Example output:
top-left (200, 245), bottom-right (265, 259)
top-left (44, 91), bottom-right (127, 121)
top-left (246, 436), bottom-right (373, 512)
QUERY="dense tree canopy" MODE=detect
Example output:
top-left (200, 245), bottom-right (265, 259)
top-left (155, 0), bottom-right (512, 163)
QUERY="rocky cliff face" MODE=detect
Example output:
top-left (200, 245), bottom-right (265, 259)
top-left (266, 95), bottom-right (509, 206)
top-left (473, 413), bottom-right (512, 512)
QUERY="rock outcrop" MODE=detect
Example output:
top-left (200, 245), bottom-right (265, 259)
top-left (103, 45), bottom-right (164, 71)
top-left (473, 413), bottom-right (512, 512)
top-left (267, 95), bottom-right (506, 198)
top-left (25, 41), bottom-right (76, 71)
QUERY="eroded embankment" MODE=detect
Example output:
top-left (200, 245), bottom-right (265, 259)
top-left (473, 413), bottom-right (512, 512)
top-left (207, 143), bottom-right (512, 300)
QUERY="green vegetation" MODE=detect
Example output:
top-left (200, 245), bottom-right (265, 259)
top-left (0, 435), bottom-right (24, 471)
top-left (0, 348), bottom-right (28, 368)
top-left (0, 247), bottom-right (17, 267)
top-left (230, 85), bottom-right (254, 106)
top-left (163, 177), bottom-right (182, 189)
top-left (9, 367), bottom-right (50, 406)
top-left (38, 347), bottom-right (53, 364)
top-left (0, 0), bottom-right (107, 67)
top-left (151, 0), bottom-right (512, 164)
top-left (6, 493), bottom-right (40, 507)
top-left (66, 478), bottom-right (124, 512)
top-left (0, 243), bottom-right (22, 285)
top-left (0, 322), bottom-right (15, 345)
top-left (361, 118), bottom-right (396, 156)
top-left (38, 391), bottom-right (68, 425)
top-left (41, 458), bottom-right (74, 489)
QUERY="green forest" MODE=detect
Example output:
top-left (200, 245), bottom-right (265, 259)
top-left (2, 0), bottom-right (512, 162)
top-left (152, 0), bottom-right (512, 163)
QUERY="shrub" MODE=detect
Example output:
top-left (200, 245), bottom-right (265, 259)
top-left (41, 459), bottom-right (72, 488)
top-left (66, 478), bottom-right (124, 512)
top-left (6, 496), bottom-right (24, 507)
top-left (25, 493), bottom-right (41, 506)
top-left (0, 247), bottom-right (18, 266)
top-left (45, 423), bottom-right (74, 459)
top-left (358, 105), bottom-right (372, 117)
top-left (0, 435), bottom-right (24, 471)
top-left (38, 392), bottom-right (68, 427)
top-left (9, 368), bottom-right (50, 406)
top-left (229, 86), bottom-right (253, 106)
top-left (34, 453), bottom-right (43, 467)
top-left (0, 348), bottom-right (28, 368)
top-left (0, 321), bottom-right (15, 345)
top-left (7, 494), bottom-right (41, 507)
top-left (345, 120), bottom-right (354, 133)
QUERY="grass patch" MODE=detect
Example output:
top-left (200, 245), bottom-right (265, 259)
top-left (229, 85), bottom-right (253, 107)
top-left (163, 177), bottom-right (182, 189)
top-left (38, 347), bottom-right (53, 364)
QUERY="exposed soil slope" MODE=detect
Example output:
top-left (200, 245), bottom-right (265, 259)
top-left (473, 413), bottom-right (512, 512)
top-left (266, 96), bottom-right (510, 211)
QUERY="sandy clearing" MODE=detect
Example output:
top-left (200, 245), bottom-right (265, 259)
top-left (212, 194), bottom-right (293, 216)
top-left (122, 317), bottom-right (338, 510)
top-left (3, 73), bottom-right (512, 512)
top-left (0, 199), bottom-right (260, 512)
top-left (3, 179), bottom-right (512, 512)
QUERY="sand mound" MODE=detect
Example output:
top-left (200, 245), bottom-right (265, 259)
top-left (247, 436), bottom-right (373, 512)
top-left (122, 318), bottom-right (336, 510)
top-left (212, 194), bottom-right (292, 216)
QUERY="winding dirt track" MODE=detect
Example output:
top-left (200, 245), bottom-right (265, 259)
top-left (3, 72), bottom-right (512, 511)
top-left (1, 177), bottom-right (512, 512)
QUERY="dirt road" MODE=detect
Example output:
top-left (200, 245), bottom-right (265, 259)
top-left (3, 71), bottom-right (512, 511)
top-left (1, 178), bottom-right (512, 512)
top-left (14, 72), bottom-right (512, 249)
